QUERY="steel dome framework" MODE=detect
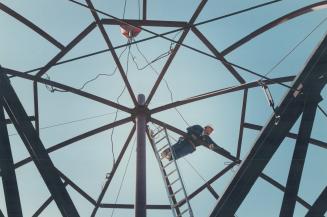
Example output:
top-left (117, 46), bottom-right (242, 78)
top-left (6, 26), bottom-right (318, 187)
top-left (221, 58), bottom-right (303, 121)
top-left (0, 0), bottom-right (326, 217)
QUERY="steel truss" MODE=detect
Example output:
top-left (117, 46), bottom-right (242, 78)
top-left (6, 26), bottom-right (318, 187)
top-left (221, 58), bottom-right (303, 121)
top-left (0, 1), bottom-right (326, 216)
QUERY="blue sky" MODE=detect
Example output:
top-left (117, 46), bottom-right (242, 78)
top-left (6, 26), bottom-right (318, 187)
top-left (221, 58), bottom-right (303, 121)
top-left (0, 0), bottom-right (326, 216)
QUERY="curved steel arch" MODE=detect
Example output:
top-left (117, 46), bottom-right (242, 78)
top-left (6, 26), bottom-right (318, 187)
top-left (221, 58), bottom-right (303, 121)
top-left (222, 1), bottom-right (327, 55)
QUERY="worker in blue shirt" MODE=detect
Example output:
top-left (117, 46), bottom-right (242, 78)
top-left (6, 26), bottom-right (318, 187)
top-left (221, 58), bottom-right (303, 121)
top-left (161, 124), bottom-right (237, 162)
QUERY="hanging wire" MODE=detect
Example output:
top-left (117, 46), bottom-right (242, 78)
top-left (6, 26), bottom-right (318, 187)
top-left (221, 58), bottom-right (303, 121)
top-left (137, 0), bottom-right (141, 20)
top-left (263, 16), bottom-right (327, 78)
top-left (44, 45), bottom-right (129, 93)
top-left (8, 111), bottom-right (119, 137)
top-left (110, 136), bottom-right (136, 217)
top-left (110, 42), bottom-right (132, 170)
top-left (15, 0), bottom-right (290, 91)
top-left (122, 0), bottom-right (128, 19)
top-left (66, 0), bottom-right (300, 90)
top-left (131, 38), bottom-right (191, 126)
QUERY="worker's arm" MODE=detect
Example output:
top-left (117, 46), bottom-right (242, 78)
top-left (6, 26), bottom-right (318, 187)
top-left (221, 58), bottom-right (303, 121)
top-left (203, 136), bottom-right (239, 162)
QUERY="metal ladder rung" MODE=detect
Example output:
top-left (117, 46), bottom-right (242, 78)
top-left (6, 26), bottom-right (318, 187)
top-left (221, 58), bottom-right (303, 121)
top-left (170, 188), bottom-right (183, 196)
top-left (177, 208), bottom-right (189, 216)
top-left (165, 169), bottom-right (177, 177)
top-left (157, 144), bottom-right (169, 153)
top-left (168, 178), bottom-right (180, 187)
top-left (173, 200), bottom-right (185, 208)
top-left (154, 136), bottom-right (166, 144)
top-left (163, 160), bottom-right (174, 169)
top-left (152, 128), bottom-right (165, 137)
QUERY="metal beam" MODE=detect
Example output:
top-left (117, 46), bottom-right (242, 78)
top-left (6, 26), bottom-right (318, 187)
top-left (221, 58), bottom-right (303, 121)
top-left (244, 122), bottom-right (327, 149)
top-left (4, 68), bottom-right (132, 113)
top-left (192, 26), bottom-right (245, 83)
top-left (210, 34), bottom-right (327, 217)
top-left (0, 2), bottom-right (64, 50)
top-left (178, 162), bottom-right (237, 207)
top-left (150, 76), bottom-right (295, 115)
top-left (259, 173), bottom-right (311, 209)
top-left (13, 117), bottom-right (133, 170)
top-left (280, 94), bottom-right (320, 217)
top-left (135, 94), bottom-right (147, 217)
top-left (32, 182), bottom-right (69, 217)
top-left (91, 125), bottom-right (136, 216)
top-left (101, 19), bottom-right (187, 27)
top-left (99, 204), bottom-right (171, 209)
top-left (305, 187), bottom-right (327, 217)
top-left (0, 71), bottom-right (79, 217)
top-left (145, 0), bottom-right (208, 105)
top-left (86, 0), bottom-right (137, 105)
top-left (0, 99), bottom-right (23, 217)
top-left (237, 90), bottom-right (248, 159)
top-left (221, 2), bottom-right (327, 55)
top-left (5, 116), bottom-right (35, 125)
top-left (33, 81), bottom-right (39, 136)
top-left (36, 22), bottom-right (96, 78)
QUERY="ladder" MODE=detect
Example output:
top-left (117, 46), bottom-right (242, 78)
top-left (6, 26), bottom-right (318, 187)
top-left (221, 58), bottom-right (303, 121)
top-left (148, 126), bottom-right (194, 217)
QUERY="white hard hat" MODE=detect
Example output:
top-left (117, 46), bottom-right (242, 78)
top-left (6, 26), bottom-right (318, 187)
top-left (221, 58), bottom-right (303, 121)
top-left (204, 124), bottom-right (214, 131)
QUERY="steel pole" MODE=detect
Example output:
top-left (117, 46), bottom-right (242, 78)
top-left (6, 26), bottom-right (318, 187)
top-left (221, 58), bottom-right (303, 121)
top-left (135, 94), bottom-right (146, 217)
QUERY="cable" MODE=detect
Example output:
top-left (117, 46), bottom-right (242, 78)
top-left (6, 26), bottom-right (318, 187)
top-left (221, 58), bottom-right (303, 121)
top-left (66, 0), bottom-right (295, 89)
top-left (44, 45), bottom-right (129, 93)
top-left (264, 16), bottom-right (327, 78)
top-left (122, 0), bottom-right (128, 19)
top-left (110, 42), bottom-right (132, 170)
top-left (8, 111), bottom-right (119, 137)
top-left (132, 40), bottom-right (191, 126)
top-left (12, 0), bottom-right (282, 87)
top-left (110, 136), bottom-right (136, 217)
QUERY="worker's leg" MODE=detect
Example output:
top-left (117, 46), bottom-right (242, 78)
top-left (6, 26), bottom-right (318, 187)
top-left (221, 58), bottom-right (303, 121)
top-left (171, 140), bottom-right (195, 160)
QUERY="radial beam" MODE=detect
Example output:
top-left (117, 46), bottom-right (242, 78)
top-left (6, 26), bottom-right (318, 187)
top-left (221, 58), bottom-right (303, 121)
top-left (99, 204), bottom-right (171, 209)
top-left (3, 68), bottom-right (132, 113)
top-left (12, 117), bottom-right (132, 170)
top-left (145, 0), bottom-right (208, 105)
top-left (0, 100), bottom-right (23, 217)
top-left (305, 187), bottom-right (327, 217)
top-left (0, 2), bottom-right (64, 50)
top-left (150, 76), bottom-right (295, 115)
top-left (91, 125), bottom-right (136, 216)
top-left (36, 22), bottom-right (97, 78)
top-left (209, 34), bottom-right (327, 217)
top-left (192, 26), bottom-right (245, 83)
top-left (280, 95), bottom-right (321, 217)
top-left (0, 71), bottom-right (79, 217)
top-left (244, 122), bottom-right (327, 149)
top-left (86, 0), bottom-right (137, 105)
